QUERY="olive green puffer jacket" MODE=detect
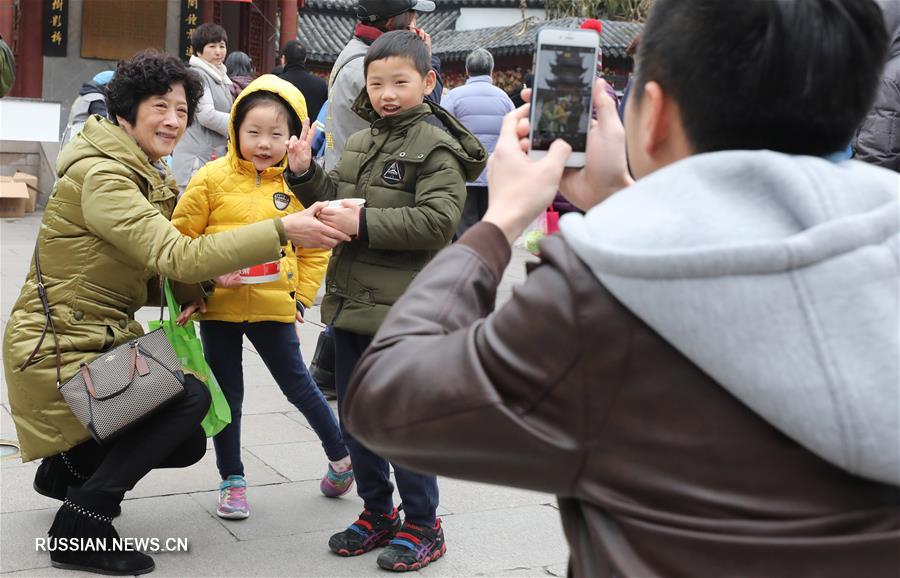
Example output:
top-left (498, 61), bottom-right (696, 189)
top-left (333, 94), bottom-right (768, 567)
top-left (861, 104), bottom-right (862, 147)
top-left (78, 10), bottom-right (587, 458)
top-left (289, 94), bottom-right (487, 335)
top-left (3, 116), bottom-right (287, 461)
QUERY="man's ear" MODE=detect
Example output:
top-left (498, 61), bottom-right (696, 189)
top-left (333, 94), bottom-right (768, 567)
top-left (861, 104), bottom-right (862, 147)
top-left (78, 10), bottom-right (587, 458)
top-left (639, 81), bottom-right (669, 157)
top-left (423, 69), bottom-right (437, 95)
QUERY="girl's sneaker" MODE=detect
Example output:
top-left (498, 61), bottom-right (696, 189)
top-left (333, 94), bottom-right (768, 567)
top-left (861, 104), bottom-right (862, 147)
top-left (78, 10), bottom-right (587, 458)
top-left (328, 508), bottom-right (401, 556)
top-left (216, 475), bottom-right (250, 519)
top-left (320, 463), bottom-right (355, 497)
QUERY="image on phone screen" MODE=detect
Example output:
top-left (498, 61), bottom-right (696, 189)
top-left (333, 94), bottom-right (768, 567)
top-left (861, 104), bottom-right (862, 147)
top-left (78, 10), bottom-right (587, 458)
top-left (531, 45), bottom-right (596, 152)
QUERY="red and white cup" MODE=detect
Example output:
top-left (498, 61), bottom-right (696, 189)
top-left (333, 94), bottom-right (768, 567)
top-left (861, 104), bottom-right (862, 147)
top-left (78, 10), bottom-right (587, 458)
top-left (239, 260), bottom-right (281, 284)
top-left (327, 198), bottom-right (366, 209)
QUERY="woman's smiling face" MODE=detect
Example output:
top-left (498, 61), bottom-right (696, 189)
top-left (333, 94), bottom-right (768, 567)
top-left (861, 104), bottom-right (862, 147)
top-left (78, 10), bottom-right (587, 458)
top-left (118, 83), bottom-right (188, 161)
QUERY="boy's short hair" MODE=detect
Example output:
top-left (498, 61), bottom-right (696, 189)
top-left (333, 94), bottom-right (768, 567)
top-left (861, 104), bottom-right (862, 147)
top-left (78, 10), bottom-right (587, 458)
top-left (191, 23), bottom-right (228, 55)
top-left (634, 0), bottom-right (888, 156)
top-left (364, 31), bottom-right (431, 78)
top-left (107, 50), bottom-right (203, 126)
top-left (232, 90), bottom-right (303, 153)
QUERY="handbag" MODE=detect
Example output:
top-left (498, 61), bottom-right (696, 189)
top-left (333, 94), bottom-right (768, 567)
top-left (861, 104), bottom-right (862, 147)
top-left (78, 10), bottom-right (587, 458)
top-left (22, 242), bottom-right (186, 444)
top-left (148, 279), bottom-right (231, 437)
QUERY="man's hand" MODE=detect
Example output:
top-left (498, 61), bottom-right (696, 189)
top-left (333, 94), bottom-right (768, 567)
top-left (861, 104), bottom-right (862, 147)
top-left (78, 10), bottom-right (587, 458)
top-left (215, 271), bottom-right (243, 288)
top-left (318, 201), bottom-right (361, 237)
top-left (521, 79), bottom-right (633, 211)
top-left (176, 299), bottom-right (207, 326)
top-left (282, 202), bottom-right (352, 248)
top-left (286, 118), bottom-right (317, 175)
top-left (482, 103), bottom-right (571, 245)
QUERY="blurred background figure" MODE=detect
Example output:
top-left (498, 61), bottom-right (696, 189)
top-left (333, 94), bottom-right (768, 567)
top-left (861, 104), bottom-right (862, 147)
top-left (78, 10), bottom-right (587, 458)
top-left (61, 70), bottom-right (113, 147)
top-left (172, 22), bottom-right (233, 192)
top-left (0, 33), bottom-right (14, 97)
top-left (443, 48), bottom-right (514, 238)
top-left (225, 51), bottom-right (255, 98)
top-left (278, 40), bottom-right (327, 125)
top-left (853, 0), bottom-right (900, 170)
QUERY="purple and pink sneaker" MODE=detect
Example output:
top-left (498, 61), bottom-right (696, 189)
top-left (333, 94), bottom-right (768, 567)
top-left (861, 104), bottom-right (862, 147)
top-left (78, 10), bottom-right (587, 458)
top-left (320, 463), bottom-right (355, 498)
top-left (216, 475), bottom-right (250, 519)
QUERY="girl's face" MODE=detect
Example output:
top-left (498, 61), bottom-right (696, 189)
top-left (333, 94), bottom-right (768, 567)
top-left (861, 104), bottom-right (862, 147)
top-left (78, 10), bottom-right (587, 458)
top-left (238, 102), bottom-right (290, 172)
top-left (200, 40), bottom-right (227, 66)
top-left (118, 82), bottom-right (188, 162)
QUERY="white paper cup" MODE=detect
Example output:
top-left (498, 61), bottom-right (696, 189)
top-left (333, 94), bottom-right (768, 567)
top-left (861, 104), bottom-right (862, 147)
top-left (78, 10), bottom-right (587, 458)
top-left (327, 198), bottom-right (365, 208)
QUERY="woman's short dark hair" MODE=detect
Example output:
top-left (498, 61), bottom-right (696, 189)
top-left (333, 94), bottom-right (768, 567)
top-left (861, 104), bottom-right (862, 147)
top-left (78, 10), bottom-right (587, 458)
top-left (106, 50), bottom-right (204, 126)
top-left (633, 0), bottom-right (888, 156)
top-left (365, 30), bottom-right (430, 79)
top-left (191, 22), bottom-right (228, 55)
top-left (232, 90), bottom-right (303, 154)
top-left (225, 51), bottom-right (254, 77)
top-left (370, 10), bottom-right (416, 33)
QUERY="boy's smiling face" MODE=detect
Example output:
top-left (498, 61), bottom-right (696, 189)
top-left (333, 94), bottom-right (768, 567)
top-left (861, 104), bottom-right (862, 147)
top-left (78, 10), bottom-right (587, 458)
top-left (366, 56), bottom-right (436, 118)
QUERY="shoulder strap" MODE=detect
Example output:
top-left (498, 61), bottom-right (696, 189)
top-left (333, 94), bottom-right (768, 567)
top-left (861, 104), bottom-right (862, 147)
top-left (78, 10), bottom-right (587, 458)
top-left (20, 240), bottom-right (167, 385)
top-left (21, 241), bottom-right (62, 385)
top-left (328, 52), bottom-right (365, 95)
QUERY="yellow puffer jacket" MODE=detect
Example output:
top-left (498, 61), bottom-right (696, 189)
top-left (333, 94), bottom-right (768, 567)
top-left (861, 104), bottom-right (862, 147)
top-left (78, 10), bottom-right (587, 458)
top-left (172, 75), bottom-right (329, 323)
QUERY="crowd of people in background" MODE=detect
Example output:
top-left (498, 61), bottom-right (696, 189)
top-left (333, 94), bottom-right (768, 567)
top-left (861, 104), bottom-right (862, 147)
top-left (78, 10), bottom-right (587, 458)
top-left (2, 0), bottom-right (899, 576)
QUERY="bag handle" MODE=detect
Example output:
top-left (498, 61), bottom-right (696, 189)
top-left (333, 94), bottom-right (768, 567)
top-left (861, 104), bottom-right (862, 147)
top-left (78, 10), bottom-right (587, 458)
top-left (21, 238), bottom-right (169, 386)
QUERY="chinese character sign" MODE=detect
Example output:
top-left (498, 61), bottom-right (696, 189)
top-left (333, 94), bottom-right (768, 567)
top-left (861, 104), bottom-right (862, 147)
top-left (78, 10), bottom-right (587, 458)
top-left (43, 0), bottom-right (68, 57)
top-left (180, 0), bottom-right (201, 62)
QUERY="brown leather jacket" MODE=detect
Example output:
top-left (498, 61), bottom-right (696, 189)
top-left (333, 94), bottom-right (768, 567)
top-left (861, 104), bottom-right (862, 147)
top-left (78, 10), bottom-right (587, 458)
top-left (345, 223), bottom-right (900, 578)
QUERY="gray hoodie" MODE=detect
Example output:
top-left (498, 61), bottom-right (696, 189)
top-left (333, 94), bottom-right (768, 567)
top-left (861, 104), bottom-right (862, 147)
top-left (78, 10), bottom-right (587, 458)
top-left (560, 150), bottom-right (900, 486)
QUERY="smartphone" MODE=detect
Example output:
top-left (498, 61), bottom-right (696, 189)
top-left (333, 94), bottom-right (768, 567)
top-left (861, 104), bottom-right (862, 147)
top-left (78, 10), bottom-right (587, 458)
top-left (528, 28), bottom-right (600, 168)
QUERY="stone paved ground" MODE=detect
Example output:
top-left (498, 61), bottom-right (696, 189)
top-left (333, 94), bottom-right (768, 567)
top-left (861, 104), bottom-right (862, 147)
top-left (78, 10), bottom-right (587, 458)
top-left (0, 212), bottom-right (567, 577)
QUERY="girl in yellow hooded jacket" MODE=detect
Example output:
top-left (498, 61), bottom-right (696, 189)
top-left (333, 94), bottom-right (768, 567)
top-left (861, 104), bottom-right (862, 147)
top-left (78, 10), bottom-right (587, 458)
top-left (172, 75), bottom-right (353, 520)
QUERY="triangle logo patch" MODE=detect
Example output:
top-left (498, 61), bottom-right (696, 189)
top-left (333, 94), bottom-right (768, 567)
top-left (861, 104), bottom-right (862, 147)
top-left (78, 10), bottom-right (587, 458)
top-left (382, 160), bottom-right (404, 185)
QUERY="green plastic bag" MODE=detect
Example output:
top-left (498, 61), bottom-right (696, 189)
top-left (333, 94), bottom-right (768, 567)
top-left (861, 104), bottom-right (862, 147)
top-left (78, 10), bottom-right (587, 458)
top-left (148, 280), bottom-right (231, 437)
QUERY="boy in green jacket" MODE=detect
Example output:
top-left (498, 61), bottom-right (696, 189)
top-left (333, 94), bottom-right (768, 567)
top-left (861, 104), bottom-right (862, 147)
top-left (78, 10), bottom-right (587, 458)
top-left (285, 30), bottom-right (486, 572)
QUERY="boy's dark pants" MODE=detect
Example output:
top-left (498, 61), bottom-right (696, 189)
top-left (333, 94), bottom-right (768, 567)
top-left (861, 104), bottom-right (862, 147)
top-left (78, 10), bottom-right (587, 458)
top-left (456, 185), bottom-right (489, 239)
top-left (334, 328), bottom-right (439, 526)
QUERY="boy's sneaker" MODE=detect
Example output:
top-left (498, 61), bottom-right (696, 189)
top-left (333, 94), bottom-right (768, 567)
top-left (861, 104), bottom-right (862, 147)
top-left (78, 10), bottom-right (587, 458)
top-left (377, 519), bottom-right (446, 572)
top-left (320, 463), bottom-right (355, 498)
top-left (216, 475), bottom-right (249, 519)
top-left (328, 508), bottom-right (401, 556)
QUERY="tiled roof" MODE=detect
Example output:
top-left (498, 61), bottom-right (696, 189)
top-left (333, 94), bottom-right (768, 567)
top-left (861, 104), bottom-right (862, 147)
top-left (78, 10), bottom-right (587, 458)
top-left (298, 8), bottom-right (461, 63)
top-left (431, 16), bottom-right (642, 60)
top-left (304, 0), bottom-right (543, 10)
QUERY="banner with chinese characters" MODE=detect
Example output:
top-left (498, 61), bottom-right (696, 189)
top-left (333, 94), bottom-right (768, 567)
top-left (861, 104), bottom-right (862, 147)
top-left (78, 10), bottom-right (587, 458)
top-left (179, 0), bottom-right (201, 61)
top-left (81, 0), bottom-right (166, 61)
top-left (43, 0), bottom-right (68, 57)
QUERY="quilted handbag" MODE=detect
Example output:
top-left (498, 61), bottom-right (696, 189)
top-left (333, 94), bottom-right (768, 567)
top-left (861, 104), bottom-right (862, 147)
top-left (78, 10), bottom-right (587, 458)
top-left (21, 241), bottom-right (186, 444)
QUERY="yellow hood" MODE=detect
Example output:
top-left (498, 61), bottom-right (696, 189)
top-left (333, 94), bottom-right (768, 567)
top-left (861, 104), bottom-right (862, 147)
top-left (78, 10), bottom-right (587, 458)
top-left (225, 74), bottom-right (309, 176)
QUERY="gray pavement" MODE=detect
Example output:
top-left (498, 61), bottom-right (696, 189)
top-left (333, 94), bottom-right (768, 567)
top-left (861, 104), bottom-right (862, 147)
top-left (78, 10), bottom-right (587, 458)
top-left (0, 212), bottom-right (568, 577)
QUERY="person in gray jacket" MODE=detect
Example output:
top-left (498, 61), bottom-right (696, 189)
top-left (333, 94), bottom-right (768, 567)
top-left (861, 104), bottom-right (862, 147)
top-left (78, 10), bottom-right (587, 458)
top-left (443, 48), bottom-right (514, 237)
top-left (172, 23), bottom-right (234, 191)
top-left (854, 0), bottom-right (900, 170)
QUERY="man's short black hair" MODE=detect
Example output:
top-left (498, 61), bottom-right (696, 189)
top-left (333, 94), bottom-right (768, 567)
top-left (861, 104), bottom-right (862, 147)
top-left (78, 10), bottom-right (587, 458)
top-left (282, 40), bottom-right (308, 67)
top-left (364, 30), bottom-right (430, 78)
top-left (107, 50), bottom-right (204, 126)
top-left (634, 0), bottom-right (888, 156)
top-left (191, 22), bottom-right (228, 55)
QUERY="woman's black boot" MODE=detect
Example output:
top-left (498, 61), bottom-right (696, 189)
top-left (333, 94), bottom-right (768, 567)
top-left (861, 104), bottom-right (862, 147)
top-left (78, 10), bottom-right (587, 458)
top-left (34, 453), bottom-right (121, 516)
top-left (47, 488), bottom-right (153, 575)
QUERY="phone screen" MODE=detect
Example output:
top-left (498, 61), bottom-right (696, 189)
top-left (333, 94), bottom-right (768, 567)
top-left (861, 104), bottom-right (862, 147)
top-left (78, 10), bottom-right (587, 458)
top-left (530, 44), bottom-right (596, 153)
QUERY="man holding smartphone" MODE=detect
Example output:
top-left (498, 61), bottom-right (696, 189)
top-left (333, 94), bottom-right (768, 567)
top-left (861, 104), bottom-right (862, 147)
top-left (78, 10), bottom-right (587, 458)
top-left (343, 0), bottom-right (900, 577)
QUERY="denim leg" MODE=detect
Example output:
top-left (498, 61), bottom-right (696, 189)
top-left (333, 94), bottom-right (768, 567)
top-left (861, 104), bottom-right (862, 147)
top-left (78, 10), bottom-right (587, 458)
top-left (199, 320), bottom-right (246, 479)
top-left (393, 467), bottom-right (439, 526)
top-left (334, 328), bottom-right (393, 515)
top-left (245, 321), bottom-right (348, 462)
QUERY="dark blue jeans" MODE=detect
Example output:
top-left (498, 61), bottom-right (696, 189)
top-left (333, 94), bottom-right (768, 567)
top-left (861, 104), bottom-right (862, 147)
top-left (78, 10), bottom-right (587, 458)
top-left (334, 328), bottom-right (439, 526)
top-left (200, 320), bottom-right (348, 479)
